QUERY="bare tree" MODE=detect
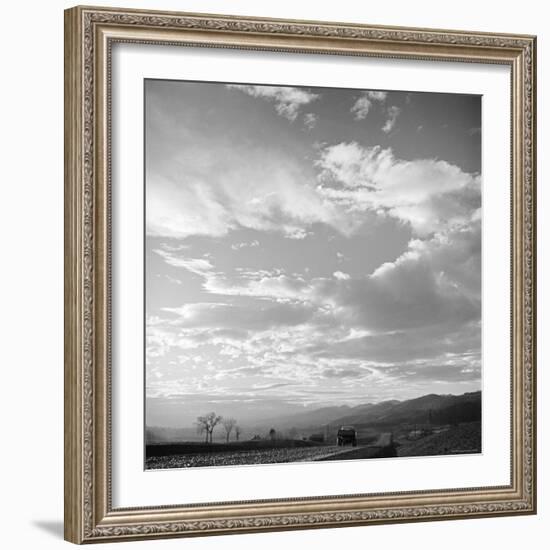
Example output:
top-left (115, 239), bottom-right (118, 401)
top-left (235, 425), bottom-right (241, 441)
top-left (222, 417), bottom-right (237, 443)
top-left (195, 419), bottom-right (209, 443)
top-left (195, 412), bottom-right (223, 443)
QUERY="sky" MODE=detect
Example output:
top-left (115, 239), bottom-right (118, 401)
top-left (144, 79), bottom-right (482, 428)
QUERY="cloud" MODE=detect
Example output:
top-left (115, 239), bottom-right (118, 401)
top-left (148, 135), bottom-right (479, 242)
top-left (203, 272), bottom-right (314, 304)
top-left (382, 105), bottom-right (401, 133)
top-left (227, 85), bottom-right (319, 121)
top-left (344, 249), bottom-right (479, 333)
top-left (231, 240), bottom-right (260, 251)
top-left (163, 301), bottom-right (317, 331)
top-left (351, 91), bottom-right (388, 120)
top-left (146, 147), bottom-right (354, 240)
top-left (153, 249), bottom-right (316, 307)
top-left (395, 362), bottom-right (481, 383)
top-left (147, 246), bottom-right (480, 404)
top-left (157, 226), bottom-right (479, 338)
top-left (372, 222), bottom-right (481, 300)
top-left (148, 300), bottom-right (480, 409)
top-left (147, 177), bottom-right (231, 239)
top-left (153, 249), bottom-right (214, 276)
top-left (316, 142), bottom-right (480, 236)
top-left (321, 366), bottom-right (370, 379)
top-left (162, 274), bottom-right (182, 285)
top-left (310, 321), bottom-right (480, 368)
top-left (153, 218), bottom-right (479, 344)
top-left (148, 140), bottom-right (480, 397)
top-left (303, 112), bottom-right (318, 130)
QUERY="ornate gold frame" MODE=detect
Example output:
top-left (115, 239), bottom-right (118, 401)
top-left (64, 5), bottom-right (537, 544)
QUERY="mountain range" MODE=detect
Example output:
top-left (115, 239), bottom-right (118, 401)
top-left (253, 391), bottom-right (481, 431)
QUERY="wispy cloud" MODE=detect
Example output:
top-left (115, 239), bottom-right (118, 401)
top-left (231, 240), bottom-right (260, 251)
top-left (162, 274), bottom-right (183, 285)
top-left (146, 148), bottom-right (353, 240)
top-left (303, 112), bottom-right (318, 130)
top-left (382, 105), bottom-right (401, 133)
top-left (153, 249), bottom-right (214, 277)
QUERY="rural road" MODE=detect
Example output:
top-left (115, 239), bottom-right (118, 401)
top-left (315, 433), bottom-right (396, 461)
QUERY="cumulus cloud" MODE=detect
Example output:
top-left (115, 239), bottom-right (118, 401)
top-left (341, 256), bottom-right (479, 333)
top-left (372, 222), bottom-right (481, 300)
top-left (227, 85), bottom-right (319, 121)
top-left (316, 142), bottom-right (480, 236)
top-left (351, 90), bottom-right (388, 120)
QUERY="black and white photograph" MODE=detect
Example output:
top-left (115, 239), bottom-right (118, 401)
top-left (144, 79), bottom-right (482, 470)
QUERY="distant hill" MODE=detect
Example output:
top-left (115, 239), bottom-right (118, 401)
top-left (330, 391), bottom-right (481, 428)
top-left (251, 391), bottom-right (481, 433)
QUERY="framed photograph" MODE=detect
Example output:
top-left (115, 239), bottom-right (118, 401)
top-left (64, 5), bottom-right (537, 544)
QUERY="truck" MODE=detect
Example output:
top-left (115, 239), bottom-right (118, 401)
top-left (336, 425), bottom-right (357, 447)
